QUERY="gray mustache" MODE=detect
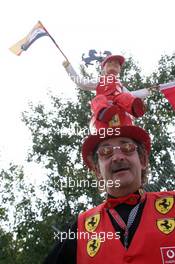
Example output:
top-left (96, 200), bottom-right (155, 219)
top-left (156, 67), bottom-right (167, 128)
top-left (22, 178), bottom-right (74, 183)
top-left (111, 161), bottom-right (130, 173)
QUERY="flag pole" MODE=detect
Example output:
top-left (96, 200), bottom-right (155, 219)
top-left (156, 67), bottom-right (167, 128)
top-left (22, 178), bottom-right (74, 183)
top-left (39, 21), bottom-right (69, 62)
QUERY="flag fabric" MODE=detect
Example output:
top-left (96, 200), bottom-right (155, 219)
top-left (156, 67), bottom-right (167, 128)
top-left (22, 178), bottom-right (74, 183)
top-left (159, 81), bottom-right (175, 110)
top-left (10, 21), bottom-right (48, 55)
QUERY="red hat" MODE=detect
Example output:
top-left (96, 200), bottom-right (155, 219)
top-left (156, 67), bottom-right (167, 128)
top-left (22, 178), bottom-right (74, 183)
top-left (101, 55), bottom-right (125, 68)
top-left (82, 112), bottom-right (151, 170)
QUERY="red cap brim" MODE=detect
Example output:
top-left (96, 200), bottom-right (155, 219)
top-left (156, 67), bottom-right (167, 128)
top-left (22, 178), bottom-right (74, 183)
top-left (101, 55), bottom-right (125, 68)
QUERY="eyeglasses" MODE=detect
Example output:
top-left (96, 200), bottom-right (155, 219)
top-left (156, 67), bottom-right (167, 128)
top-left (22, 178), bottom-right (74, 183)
top-left (97, 142), bottom-right (138, 159)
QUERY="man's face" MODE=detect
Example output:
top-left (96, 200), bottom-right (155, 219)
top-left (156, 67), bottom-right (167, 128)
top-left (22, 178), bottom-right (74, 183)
top-left (104, 59), bottom-right (121, 75)
top-left (95, 137), bottom-right (147, 197)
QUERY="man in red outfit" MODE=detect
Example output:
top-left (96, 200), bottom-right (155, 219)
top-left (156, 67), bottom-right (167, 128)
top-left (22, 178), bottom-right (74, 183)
top-left (43, 112), bottom-right (175, 264)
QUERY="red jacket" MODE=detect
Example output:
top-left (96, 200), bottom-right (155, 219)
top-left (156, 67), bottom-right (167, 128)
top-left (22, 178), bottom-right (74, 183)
top-left (77, 191), bottom-right (175, 264)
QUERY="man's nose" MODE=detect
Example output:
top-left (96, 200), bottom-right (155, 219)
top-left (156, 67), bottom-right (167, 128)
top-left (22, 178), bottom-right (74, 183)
top-left (111, 149), bottom-right (126, 161)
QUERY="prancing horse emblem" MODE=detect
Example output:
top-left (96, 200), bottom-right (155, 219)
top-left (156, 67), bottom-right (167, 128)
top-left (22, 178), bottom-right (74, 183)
top-left (82, 50), bottom-right (112, 67)
top-left (87, 238), bottom-right (101, 257)
top-left (155, 196), bottom-right (174, 214)
top-left (157, 218), bottom-right (175, 234)
top-left (85, 213), bottom-right (100, 232)
top-left (109, 114), bottom-right (120, 127)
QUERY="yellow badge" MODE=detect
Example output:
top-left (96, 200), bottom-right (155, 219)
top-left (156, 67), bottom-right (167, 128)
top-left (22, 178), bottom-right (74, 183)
top-left (157, 218), bottom-right (175, 234)
top-left (85, 213), bottom-right (100, 232)
top-left (109, 114), bottom-right (120, 127)
top-left (87, 238), bottom-right (101, 257)
top-left (155, 196), bottom-right (174, 214)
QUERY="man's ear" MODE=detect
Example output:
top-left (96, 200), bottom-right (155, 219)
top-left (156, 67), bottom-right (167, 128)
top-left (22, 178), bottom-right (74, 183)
top-left (94, 163), bottom-right (103, 182)
top-left (140, 153), bottom-right (148, 169)
top-left (93, 163), bottom-right (106, 193)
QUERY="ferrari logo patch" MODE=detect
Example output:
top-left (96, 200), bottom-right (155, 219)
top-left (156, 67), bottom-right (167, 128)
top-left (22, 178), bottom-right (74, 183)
top-left (155, 196), bottom-right (174, 214)
top-left (85, 213), bottom-right (100, 232)
top-left (109, 114), bottom-right (120, 127)
top-left (87, 238), bottom-right (101, 257)
top-left (157, 218), bottom-right (175, 234)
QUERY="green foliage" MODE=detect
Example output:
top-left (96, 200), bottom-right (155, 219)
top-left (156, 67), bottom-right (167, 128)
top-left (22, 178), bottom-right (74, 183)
top-left (0, 228), bottom-right (14, 264)
top-left (137, 54), bottom-right (175, 190)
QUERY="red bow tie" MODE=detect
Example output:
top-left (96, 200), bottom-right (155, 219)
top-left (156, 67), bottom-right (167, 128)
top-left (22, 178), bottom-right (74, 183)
top-left (104, 193), bottom-right (141, 208)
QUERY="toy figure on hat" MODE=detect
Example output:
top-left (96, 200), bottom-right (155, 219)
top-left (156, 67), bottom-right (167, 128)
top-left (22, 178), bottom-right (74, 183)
top-left (63, 53), bottom-right (157, 129)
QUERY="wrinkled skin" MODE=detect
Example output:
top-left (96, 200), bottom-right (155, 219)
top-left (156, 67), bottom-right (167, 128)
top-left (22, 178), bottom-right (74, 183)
top-left (95, 137), bottom-right (147, 197)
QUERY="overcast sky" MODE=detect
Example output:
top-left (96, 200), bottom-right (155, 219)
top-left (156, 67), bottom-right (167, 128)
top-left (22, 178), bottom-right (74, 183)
top-left (0, 0), bottom-right (174, 180)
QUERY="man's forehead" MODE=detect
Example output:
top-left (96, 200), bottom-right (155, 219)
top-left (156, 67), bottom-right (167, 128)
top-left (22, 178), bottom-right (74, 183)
top-left (98, 136), bottom-right (135, 147)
